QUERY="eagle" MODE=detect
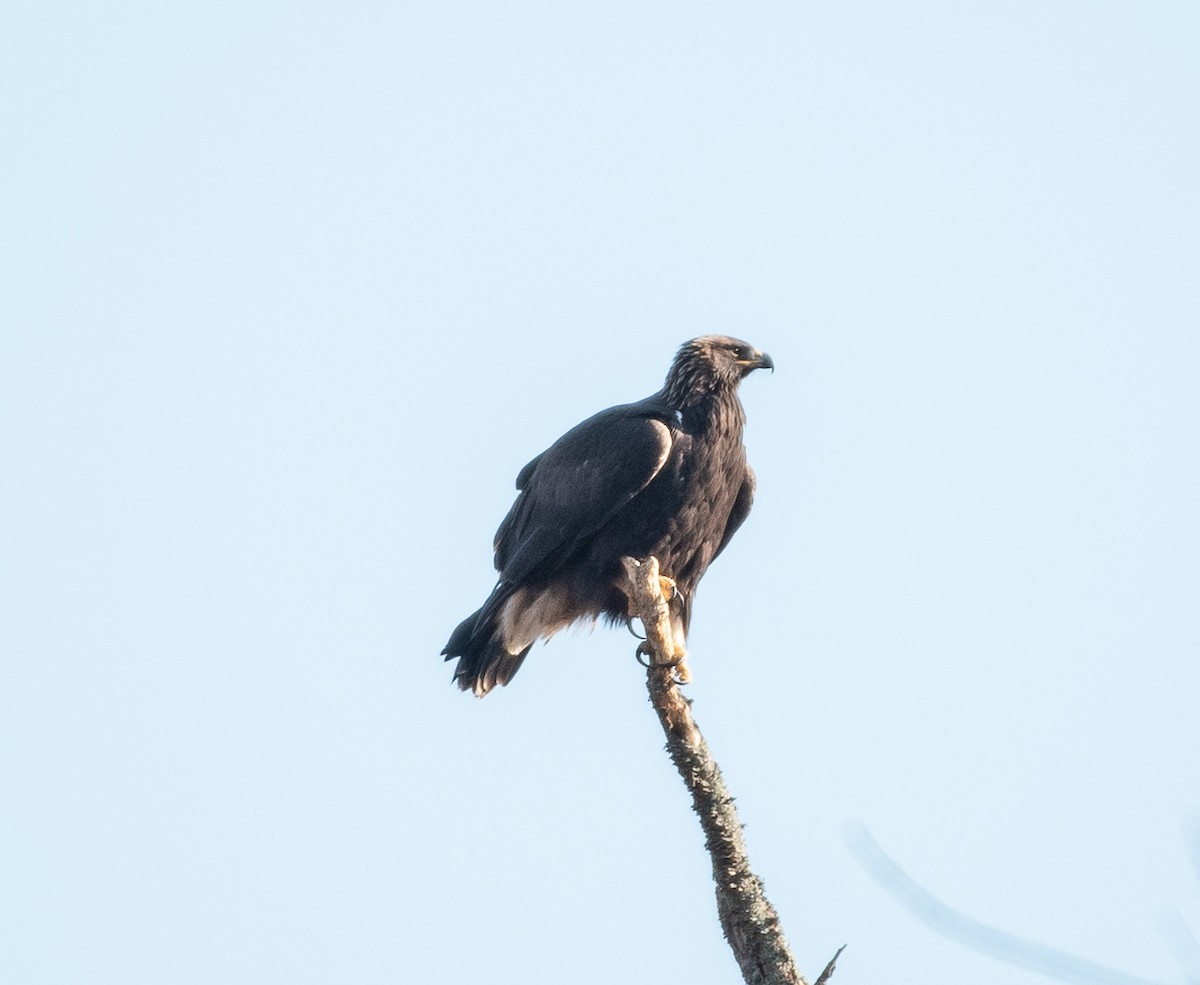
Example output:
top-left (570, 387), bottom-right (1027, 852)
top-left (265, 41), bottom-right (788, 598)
top-left (443, 335), bottom-right (773, 696)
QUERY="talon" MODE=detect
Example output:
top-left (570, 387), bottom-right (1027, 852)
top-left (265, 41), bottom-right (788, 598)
top-left (658, 575), bottom-right (679, 602)
top-left (625, 618), bottom-right (645, 640)
top-left (673, 654), bottom-right (693, 685)
top-left (634, 644), bottom-right (692, 683)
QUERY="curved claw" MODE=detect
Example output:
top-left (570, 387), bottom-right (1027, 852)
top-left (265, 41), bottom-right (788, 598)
top-left (635, 643), bottom-right (692, 684)
top-left (625, 618), bottom-right (645, 641)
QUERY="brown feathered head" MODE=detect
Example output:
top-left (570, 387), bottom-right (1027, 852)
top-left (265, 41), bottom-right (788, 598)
top-left (663, 335), bottom-right (774, 406)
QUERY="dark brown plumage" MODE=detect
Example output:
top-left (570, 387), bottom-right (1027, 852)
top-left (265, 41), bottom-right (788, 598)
top-left (442, 335), bottom-right (772, 696)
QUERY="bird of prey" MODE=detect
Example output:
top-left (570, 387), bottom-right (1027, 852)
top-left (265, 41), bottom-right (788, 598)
top-left (442, 335), bottom-right (773, 696)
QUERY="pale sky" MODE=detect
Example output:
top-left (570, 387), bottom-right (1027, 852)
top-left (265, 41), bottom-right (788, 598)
top-left (2, 3), bottom-right (1198, 984)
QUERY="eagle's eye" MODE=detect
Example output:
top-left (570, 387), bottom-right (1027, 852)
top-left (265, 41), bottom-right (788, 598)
top-left (730, 345), bottom-right (747, 360)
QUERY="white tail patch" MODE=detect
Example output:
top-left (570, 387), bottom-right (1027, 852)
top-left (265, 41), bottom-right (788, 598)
top-left (498, 586), bottom-right (579, 655)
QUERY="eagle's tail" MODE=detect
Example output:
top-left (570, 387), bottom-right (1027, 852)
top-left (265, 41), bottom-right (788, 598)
top-left (442, 603), bottom-right (532, 698)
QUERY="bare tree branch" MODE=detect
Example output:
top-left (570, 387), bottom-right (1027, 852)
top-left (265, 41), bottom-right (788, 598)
top-left (1158, 909), bottom-right (1200, 985)
top-left (622, 555), bottom-right (823, 985)
top-left (847, 824), bottom-right (1173, 985)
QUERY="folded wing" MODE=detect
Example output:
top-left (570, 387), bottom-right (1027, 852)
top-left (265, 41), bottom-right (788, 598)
top-left (493, 407), bottom-right (674, 587)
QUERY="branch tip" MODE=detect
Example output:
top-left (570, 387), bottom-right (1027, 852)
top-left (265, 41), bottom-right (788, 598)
top-left (813, 945), bottom-right (847, 985)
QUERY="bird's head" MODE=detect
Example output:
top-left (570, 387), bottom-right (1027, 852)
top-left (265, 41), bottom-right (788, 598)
top-left (664, 335), bottom-right (774, 404)
top-left (715, 335), bottom-right (774, 379)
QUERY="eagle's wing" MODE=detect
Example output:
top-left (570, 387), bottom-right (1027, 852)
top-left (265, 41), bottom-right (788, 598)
top-left (713, 465), bottom-right (756, 561)
top-left (493, 407), bottom-right (674, 586)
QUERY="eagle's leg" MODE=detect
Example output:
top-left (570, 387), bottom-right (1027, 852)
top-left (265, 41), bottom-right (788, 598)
top-left (663, 584), bottom-right (691, 684)
top-left (626, 562), bottom-right (691, 684)
top-left (671, 650), bottom-right (692, 685)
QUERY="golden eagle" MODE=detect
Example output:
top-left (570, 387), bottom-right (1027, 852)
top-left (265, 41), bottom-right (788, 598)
top-left (443, 335), bottom-right (773, 696)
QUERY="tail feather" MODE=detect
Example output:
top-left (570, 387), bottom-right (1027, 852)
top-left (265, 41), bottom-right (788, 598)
top-left (442, 602), bottom-right (532, 697)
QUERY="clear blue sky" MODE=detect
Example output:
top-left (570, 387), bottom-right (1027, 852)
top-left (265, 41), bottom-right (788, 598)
top-left (2, 3), bottom-right (1198, 984)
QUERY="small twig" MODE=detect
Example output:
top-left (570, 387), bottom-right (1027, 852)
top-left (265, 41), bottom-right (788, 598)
top-left (622, 556), bottom-right (808, 985)
top-left (814, 945), bottom-right (847, 985)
